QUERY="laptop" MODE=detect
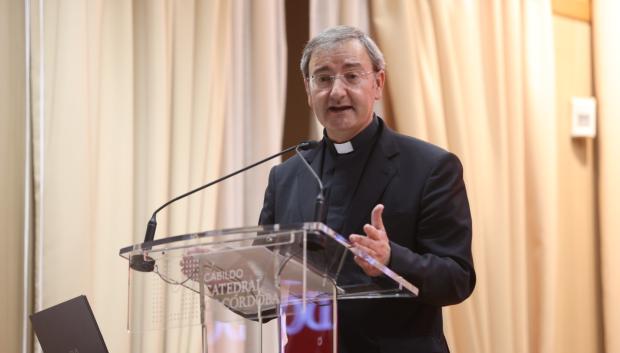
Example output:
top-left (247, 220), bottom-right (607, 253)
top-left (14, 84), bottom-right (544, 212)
top-left (30, 295), bottom-right (109, 353)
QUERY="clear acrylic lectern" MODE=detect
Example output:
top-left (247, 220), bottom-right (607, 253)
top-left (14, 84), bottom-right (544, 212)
top-left (119, 223), bottom-right (418, 353)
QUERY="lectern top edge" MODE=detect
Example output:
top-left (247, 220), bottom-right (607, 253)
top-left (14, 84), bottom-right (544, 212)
top-left (119, 222), bottom-right (419, 300)
top-left (119, 222), bottom-right (346, 256)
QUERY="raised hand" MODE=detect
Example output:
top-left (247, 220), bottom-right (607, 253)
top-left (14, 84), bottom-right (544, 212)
top-left (349, 204), bottom-right (391, 277)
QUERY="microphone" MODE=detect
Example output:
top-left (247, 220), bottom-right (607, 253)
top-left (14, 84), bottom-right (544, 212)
top-left (295, 142), bottom-right (328, 250)
top-left (294, 142), bottom-right (326, 223)
top-left (130, 140), bottom-right (318, 272)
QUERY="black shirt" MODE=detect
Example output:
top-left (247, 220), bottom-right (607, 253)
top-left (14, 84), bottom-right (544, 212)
top-left (320, 116), bottom-right (380, 234)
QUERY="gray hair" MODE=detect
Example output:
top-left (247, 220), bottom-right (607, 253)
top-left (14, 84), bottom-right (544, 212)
top-left (300, 25), bottom-right (385, 78)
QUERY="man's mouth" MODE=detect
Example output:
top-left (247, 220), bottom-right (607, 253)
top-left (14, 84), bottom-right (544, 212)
top-left (328, 105), bottom-right (353, 113)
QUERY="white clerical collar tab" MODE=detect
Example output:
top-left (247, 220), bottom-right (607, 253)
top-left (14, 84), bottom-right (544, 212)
top-left (334, 141), bottom-right (354, 154)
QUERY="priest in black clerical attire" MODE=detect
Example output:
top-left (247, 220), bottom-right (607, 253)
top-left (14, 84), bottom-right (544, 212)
top-left (259, 25), bottom-right (476, 353)
top-left (320, 114), bottom-right (379, 234)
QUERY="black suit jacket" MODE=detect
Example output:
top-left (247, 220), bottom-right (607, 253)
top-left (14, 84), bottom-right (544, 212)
top-left (259, 118), bottom-right (475, 353)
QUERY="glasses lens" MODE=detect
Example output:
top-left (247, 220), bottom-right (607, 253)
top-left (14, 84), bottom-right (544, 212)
top-left (311, 71), bottom-right (372, 90)
top-left (343, 72), bottom-right (363, 85)
top-left (313, 75), bottom-right (332, 89)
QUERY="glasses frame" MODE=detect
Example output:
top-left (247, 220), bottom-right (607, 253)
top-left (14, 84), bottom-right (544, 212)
top-left (308, 70), bottom-right (377, 91)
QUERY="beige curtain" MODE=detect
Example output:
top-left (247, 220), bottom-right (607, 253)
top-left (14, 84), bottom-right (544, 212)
top-left (310, 0), bottom-right (370, 35)
top-left (372, 1), bottom-right (566, 352)
top-left (593, 1), bottom-right (620, 353)
top-left (29, 0), bottom-right (286, 352)
top-left (218, 0), bottom-right (287, 230)
top-left (30, 1), bottom-right (136, 352)
top-left (217, 1), bottom-right (287, 352)
top-left (131, 2), bottom-right (230, 351)
top-left (0, 0), bottom-right (26, 352)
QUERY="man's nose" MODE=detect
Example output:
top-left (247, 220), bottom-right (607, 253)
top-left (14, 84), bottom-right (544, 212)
top-left (329, 76), bottom-right (348, 98)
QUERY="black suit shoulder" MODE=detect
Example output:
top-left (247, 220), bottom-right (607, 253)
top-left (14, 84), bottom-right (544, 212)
top-left (270, 148), bottom-right (316, 178)
top-left (258, 150), bottom-right (316, 225)
top-left (385, 127), bottom-right (460, 168)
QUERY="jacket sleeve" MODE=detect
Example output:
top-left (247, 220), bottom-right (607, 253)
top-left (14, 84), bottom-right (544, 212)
top-left (389, 152), bottom-right (476, 306)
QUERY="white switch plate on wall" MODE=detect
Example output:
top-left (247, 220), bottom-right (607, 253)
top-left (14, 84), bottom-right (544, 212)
top-left (571, 97), bottom-right (597, 138)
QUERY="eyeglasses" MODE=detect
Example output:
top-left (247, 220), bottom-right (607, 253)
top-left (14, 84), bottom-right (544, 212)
top-left (309, 70), bottom-right (376, 90)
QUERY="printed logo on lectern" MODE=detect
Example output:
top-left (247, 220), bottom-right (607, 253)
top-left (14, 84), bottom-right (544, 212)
top-left (203, 268), bottom-right (279, 310)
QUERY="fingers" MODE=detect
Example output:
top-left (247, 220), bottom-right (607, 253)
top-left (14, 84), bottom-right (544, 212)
top-left (348, 204), bottom-right (391, 276)
top-left (349, 238), bottom-right (377, 258)
top-left (371, 204), bottom-right (385, 231)
top-left (353, 255), bottom-right (381, 277)
top-left (349, 233), bottom-right (377, 249)
top-left (349, 232), bottom-right (389, 277)
top-left (363, 223), bottom-right (386, 242)
top-left (358, 227), bottom-right (390, 260)
top-left (365, 204), bottom-right (386, 242)
top-left (352, 247), bottom-right (383, 277)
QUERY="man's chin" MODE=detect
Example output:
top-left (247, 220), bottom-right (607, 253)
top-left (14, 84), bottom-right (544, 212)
top-left (324, 117), bottom-right (354, 131)
top-left (322, 121), bottom-right (360, 141)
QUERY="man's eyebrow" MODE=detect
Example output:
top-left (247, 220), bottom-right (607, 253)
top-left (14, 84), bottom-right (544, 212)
top-left (310, 65), bottom-right (331, 75)
top-left (342, 62), bottom-right (364, 69)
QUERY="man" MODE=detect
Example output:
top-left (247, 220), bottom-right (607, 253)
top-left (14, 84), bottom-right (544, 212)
top-left (259, 26), bottom-right (475, 353)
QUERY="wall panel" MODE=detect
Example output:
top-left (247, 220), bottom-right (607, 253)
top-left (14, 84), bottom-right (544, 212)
top-left (0, 0), bottom-right (26, 352)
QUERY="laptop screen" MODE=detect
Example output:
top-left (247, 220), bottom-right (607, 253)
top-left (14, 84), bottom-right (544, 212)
top-left (30, 295), bottom-right (109, 353)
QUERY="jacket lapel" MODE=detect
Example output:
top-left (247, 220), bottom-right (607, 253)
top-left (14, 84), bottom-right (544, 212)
top-left (342, 126), bottom-right (399, 236)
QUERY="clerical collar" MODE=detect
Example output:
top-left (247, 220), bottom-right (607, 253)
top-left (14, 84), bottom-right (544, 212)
top-left (324, 115), bottom-right (379, 155)
top-left (334, 141), bottom-right (354, 154)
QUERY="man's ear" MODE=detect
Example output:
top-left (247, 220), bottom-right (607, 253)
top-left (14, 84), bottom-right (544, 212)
top-left (374, 70), bottom-right (386, 101)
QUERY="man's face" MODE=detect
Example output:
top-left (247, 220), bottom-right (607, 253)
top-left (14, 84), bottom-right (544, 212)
top-left (305, 39), bottom-right (385, 143)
